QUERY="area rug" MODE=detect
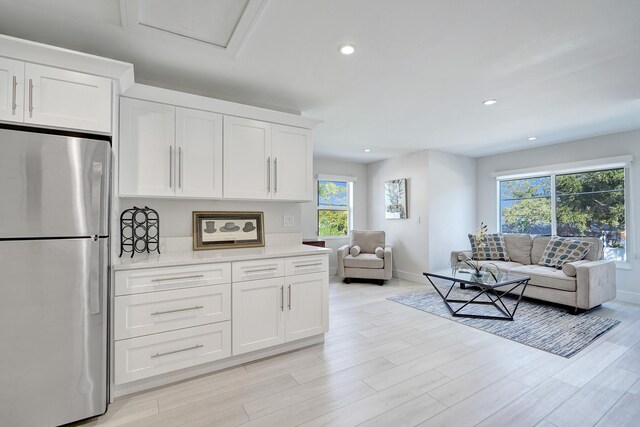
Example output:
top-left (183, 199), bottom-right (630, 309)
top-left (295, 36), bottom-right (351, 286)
top-left (387, 288), bottom-right (620, 358)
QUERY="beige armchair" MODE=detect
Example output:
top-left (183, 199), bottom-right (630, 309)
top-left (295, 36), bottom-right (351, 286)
top-left (337, 230), bottom-right (393, 285)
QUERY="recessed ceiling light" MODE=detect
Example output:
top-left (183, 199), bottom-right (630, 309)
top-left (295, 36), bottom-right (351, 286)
top-left (482, 99), bottom-right (498, 106)
top-left (364, 148), bottom-right (371, 152)
top-left (339, 44), bottom-right (355, 55)
top-left (528, 136), bottom-right (537, 141)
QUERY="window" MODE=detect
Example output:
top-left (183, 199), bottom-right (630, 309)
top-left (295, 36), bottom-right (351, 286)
top-left (499, 168), bottom-right (627, 261)
top-left (317, 180), bottom-right (351, 237)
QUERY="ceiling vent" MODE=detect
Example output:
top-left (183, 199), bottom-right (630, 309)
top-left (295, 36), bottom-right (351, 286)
top-left (120, 0), bottom-right (268, 56)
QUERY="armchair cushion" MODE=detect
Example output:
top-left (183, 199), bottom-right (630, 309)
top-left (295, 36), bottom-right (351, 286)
top-left (350, 230), bottom-right (385, 254)
top-left (344, 253), bottom-right (384, 269)
top-left (375, 247), bottom-right (384, 258)
top-left (350, 245), bottom-right (361, 257)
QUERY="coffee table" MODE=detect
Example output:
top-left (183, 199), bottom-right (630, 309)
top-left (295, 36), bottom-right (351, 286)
top-left (423, 269), bottom-right (530, 321)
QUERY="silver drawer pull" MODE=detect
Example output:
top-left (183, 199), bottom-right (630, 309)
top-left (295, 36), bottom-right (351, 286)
top-left (150, 344), bottom-right (204, 359)
top-left (245, 267), bottom-right (278, 273)
top-left (294, 262), bottom-right (322, 268)
top-left (151, 274), bottom-right (204, 283)
top-left (151, 305), bottom-right (204, 316)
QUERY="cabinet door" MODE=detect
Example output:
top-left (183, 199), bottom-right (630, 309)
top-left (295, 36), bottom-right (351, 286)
top-left (176, 108), bottom-right (223, 198)
top-left (232, 277), bottom-right (285, 355)
top-left (24, 63), bottom-right (111, 132)
top-left (119, 98), bottom-right (175, 197)
top-left (223, 116), bottom-right (272, 200)
top-left (271, 124), bottom-right (313, 201)
top-left (286, 272), bottom-right (328, 342)
top-left (0, 58), bottom-right (24, 123)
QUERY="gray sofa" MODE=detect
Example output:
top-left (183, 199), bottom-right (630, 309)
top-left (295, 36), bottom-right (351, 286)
top-left (451, 234), bottom-right (616, 312)
top-left (338, 230), bottom-right (393, 285)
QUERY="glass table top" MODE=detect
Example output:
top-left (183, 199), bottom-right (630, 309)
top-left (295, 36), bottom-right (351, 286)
top-left (424, 268), bottom-right (530, 288)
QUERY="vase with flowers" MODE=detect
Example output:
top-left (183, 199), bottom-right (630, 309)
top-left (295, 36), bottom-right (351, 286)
top-left (456, 222), bottom-right (499, 282)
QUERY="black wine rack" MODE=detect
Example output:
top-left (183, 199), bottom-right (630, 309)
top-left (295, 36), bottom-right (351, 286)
top-left (119, 206), bottom-right (160, 258)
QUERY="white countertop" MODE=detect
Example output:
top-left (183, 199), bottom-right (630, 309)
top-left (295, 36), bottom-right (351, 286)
top-left (114, 244), bottom-right (331, 271)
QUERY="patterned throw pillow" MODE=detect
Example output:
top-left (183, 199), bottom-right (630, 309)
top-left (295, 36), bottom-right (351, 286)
top-left (468, 233), bottom-right (510, 261)
top-left (538, 237), bottom-right (593, 268)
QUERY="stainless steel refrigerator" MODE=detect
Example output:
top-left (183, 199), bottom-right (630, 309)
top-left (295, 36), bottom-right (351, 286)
top-left (0, 126), bottom-right (110, 426)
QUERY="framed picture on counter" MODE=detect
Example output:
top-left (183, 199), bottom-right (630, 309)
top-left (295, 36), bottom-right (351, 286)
top-left (193, 211), bottom-right (265, 250)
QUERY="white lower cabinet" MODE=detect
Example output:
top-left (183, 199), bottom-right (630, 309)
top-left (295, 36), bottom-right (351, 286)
top-left (232, 277), bottom-right (286, 355)
top-left (114, 322), bottom-right (231, 384)
top-left (286, 272), bottom-right (329, 342)
top-left (232, 257), bottom-right (329, 356)
top-left (113, 253), bottom-right (329, 389)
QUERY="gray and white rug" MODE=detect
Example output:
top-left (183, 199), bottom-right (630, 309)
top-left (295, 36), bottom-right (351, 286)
top-left (387, 287), bottom-right (620, 358)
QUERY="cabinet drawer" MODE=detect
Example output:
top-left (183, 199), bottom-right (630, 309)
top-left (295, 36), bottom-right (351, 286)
top-left (114, 284), bottom-right (230, 340)
top-left (285, 255), bottom-right (328, 276)
top-left (115, 263), bottom-right (231, 296)
top-left (232, 258), bottom-right (284, 282)
top-left (114, 322), bottom-right (231, 384)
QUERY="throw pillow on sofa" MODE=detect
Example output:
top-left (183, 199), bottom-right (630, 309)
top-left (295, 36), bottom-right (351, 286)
top-left (468, 233), bottom-right (510, 261)
top-left (538, 237), bottom-right (593, 269)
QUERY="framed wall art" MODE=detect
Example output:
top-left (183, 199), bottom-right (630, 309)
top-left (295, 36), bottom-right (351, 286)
top-left (384, 178), bottom-right (407, 219)
top-left (193, 211), bottom-right (265, 250)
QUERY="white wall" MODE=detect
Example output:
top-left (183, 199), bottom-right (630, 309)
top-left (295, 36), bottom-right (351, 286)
top-left (428, 150), bottom-right (477, 270)
top-left (301, 157), bottom-right (368, 272)
top-left (120, 198), bottom-right (302, 237)
top-left (476, 129), bottom-right (640, 303)
top-left (368, 150), bottom-right (430, 282)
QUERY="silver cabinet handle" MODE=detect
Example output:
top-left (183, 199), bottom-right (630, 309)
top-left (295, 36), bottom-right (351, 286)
top-left (267, 156), bottom-right (271, 193)
top-left (288, 284), bottom-right (292, 310)
top-left (245, 267), bottom-right (278, 273)
top-left (28, 78), bottom-right (33, 115)
top-left (88, 238), bottom-right (101, 315)
top-left (294, 262), bottom-right (322, 268)
top-left (150, 344), bottom-right (203, 359)
top-left (11, 76), bottom-right (17, 113)
top-left (274, 157), bottom-right (278, 193)
top-left (151, 305), bottom-right (203, 316)
top-left (178, 146), bottom-right (183, 189)
top-left (169, 146), bottom-right (173, 189)
top-left (280, 286), bottom-right (284, 311)
top-left (151, 274), bottom-right (204, 283)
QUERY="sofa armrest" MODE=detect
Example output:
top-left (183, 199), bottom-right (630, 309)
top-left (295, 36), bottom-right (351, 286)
top-left (450, 250), bottom-right (472, 268)
top-left (383, 246), bottom-right (393, 280)
top-left (575, 260), bottom-right (616, 310)
top-left (337, 244), bottom-right (350, 278)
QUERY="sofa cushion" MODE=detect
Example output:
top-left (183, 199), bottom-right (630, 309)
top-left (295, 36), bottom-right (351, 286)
top-left (350, 245), bottom-right (361, 257)
top-left (344, 253), bottom-right (384, 269)
top-left (375, 247), bottom-right (384, 258)
top-left (469, 233), bottom-right (510, 261)
top-left (472, 260), bottom-right (524, 273)
top-left (350, 230), bottom-right (385, 254)
top-left (503, 234), bottom-right (533, 265)
top-left (532, 235), bottom-right (604, 264)
top-left (509, 265), bottom-right (577, 292)
top-left (538, 237), bottom-right (593, 268)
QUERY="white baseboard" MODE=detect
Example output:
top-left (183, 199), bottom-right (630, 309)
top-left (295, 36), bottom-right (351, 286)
top-left (615, 290), bottom-right (640, 305)
top-left (392, 269), bottom-right (424, 284)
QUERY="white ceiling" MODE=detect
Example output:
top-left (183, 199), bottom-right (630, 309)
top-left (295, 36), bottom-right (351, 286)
top-left (0, 0), bottom-right (639, 163)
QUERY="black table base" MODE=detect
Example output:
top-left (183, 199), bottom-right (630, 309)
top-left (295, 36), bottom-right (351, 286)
top-left (424, 275), bottom-right (530, 321)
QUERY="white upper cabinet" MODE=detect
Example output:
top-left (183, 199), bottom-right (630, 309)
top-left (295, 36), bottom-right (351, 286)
top-left (0, 60), bottom-right (111, 133)
top-left (223, 116), bottom-right (272, 200)
top-left (0, 58), bottom-right (24, 123)
top-left (119, 99), bottom-right (224, 199)
top-left (223, 117), bottom-right (313, 201)
top-left (119, 98), bottom-right (175, 197)
top-left (24, 64), bottom-right (111, 133)
top-left (175, 107), bottom-right (223, 198)
top-left (271, 124), bottom-right (313, 201)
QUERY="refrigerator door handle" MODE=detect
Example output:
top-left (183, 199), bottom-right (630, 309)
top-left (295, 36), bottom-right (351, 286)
top-left (90, 162), bottom-right (103, 236)
top-left (88, 238), bottom-right (101, 315)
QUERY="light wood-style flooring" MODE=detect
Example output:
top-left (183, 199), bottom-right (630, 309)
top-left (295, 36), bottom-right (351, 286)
top-left (82, 277), bottom-right (640, 426)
